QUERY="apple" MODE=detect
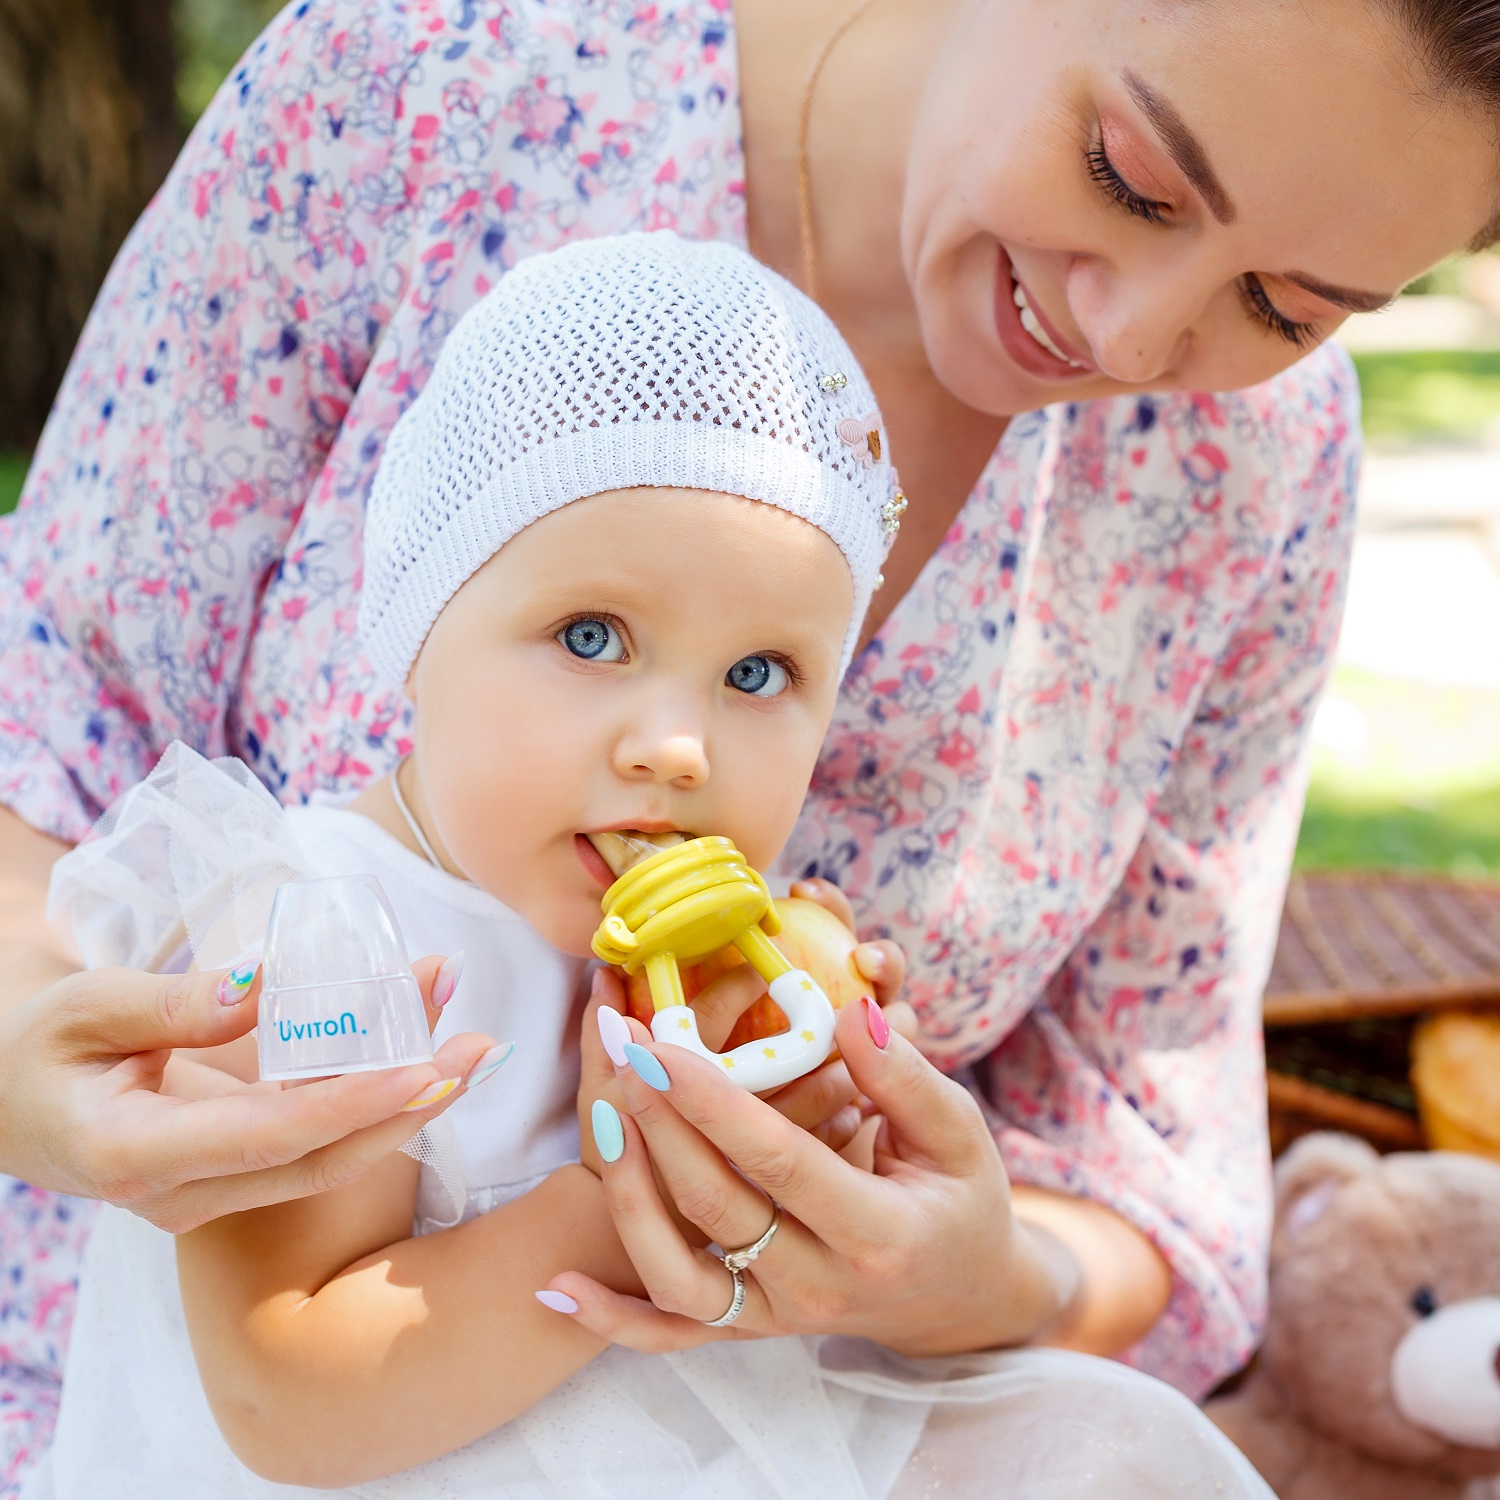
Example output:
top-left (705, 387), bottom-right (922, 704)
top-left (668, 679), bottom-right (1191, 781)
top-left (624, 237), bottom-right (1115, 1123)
top-left (620, 896), bottom-right (872, 1052)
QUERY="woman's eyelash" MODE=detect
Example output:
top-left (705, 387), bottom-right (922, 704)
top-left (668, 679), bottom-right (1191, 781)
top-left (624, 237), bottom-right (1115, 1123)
top-left (1239, 274), bottom-right (1319, 349)
top-left (1086, 142), bottom-right (1169, 225)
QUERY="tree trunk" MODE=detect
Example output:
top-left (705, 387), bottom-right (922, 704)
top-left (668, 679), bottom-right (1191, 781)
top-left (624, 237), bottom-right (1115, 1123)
top-left (0, 0), bottom-right (179, 451)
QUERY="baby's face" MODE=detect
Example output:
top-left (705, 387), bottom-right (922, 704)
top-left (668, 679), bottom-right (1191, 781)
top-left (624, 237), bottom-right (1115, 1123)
top-left (403, 487), bottom-right (855, 954)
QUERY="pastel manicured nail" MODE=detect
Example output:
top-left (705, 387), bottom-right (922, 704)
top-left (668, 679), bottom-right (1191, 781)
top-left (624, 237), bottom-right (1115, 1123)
top-left (623, 1042), bottom-right (670, 1092)
top-left (856, 943), bottom-right (887, 977)
top-left (432, 950), bottom-right (465, 1009)
top-left (465, 1042), bottom-right (514, 1089)
top-left (535, 1289), bottom-right (579, 1315)
top-left (400, 1077), bottom-right (460, 1113)
top-left (591, 1098), bottom-right (625, 1163)
top-left (590, 968), bottom-right (607, 999)
top-left (217, 964), bottom-right (257, 1006)
top-left (864, 996), bottom-right (891, 1049)
top-left (597, 1005), bottom-right (631, 1068)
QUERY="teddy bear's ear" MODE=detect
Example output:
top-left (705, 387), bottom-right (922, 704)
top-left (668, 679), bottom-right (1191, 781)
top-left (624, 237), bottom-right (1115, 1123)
top-left (1271, 1132), bottom-right (1380, 1260)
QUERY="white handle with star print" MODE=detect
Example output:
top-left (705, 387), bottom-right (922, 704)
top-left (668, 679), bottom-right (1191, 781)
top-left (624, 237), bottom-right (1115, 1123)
top-left (649, 969), bottom-right (837, 1092)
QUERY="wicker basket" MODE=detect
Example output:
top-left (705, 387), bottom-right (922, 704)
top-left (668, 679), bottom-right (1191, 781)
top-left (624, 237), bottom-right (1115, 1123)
top-left (1262, 871), bottom-right (1500, 1154)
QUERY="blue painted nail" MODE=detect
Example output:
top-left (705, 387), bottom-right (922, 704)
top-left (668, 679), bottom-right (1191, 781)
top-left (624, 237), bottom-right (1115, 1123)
top-left (623, 1042), bottom-right (670, 1092)
top-left (591, 1098), bottom-right (625, 1163)
top-left (465, 1042), bottom-right (514, 1089)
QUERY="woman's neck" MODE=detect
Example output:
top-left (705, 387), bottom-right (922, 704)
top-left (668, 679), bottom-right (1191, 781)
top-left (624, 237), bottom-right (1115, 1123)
top-left (735, 0), bottom-right (1010, 649)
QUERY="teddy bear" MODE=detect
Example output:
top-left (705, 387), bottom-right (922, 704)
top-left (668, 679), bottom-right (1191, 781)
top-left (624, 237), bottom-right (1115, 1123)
top-left (1205, 1132), bottom-right (1500, 1500)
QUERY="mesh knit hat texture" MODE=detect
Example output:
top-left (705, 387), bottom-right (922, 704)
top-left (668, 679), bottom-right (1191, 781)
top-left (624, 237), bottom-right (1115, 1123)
top-left (359, 231), bottom-right (900, 683)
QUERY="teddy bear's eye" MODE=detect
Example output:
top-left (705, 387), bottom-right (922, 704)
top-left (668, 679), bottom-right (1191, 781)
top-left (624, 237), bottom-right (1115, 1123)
top-left (1410, 1285), bottom-right (1438, 1319)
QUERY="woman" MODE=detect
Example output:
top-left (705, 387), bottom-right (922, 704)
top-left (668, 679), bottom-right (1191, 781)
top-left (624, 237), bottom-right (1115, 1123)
top-left (0, 0), bottom-right (1492, 1481)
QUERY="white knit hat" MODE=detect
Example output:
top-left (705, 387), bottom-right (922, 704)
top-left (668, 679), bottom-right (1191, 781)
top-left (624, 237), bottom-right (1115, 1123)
top-left (359, 231), bottom-right (902, 683)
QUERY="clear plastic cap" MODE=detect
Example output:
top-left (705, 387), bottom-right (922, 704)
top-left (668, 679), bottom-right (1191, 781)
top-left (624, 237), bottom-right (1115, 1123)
top-left (257, 875), bottom-right (433, 1082)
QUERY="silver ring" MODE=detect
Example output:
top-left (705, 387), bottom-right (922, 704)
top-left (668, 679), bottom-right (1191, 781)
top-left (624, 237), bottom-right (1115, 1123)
top-left (703, 1265), bottom-right (746, 1327)
top-left (722, 1204), bottom-right (781, 1273)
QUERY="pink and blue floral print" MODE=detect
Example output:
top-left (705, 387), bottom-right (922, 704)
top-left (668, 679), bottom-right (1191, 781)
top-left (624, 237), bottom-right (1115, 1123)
top-left (0, 0), bottom-right (1356, 1475)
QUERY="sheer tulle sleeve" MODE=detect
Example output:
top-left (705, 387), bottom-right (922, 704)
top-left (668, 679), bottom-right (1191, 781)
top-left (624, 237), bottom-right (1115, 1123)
top-left (981, 349), bottom-right (1360, 1397)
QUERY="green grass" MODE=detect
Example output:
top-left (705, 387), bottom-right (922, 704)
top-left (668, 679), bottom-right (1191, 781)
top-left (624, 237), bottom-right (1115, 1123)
top-left (0, 451), bottom-right (27, 516)
top-left (1296, 784), bottom-right (1500, 878)
top-left (1351, 350), bottom-right (1500, 446)
top-left (1295, 669), bottom-right (1500, 877)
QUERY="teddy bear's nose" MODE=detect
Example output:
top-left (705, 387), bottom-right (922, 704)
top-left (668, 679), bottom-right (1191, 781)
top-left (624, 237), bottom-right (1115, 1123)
top-left (1391, 1297), bottom-right (1500, 1449)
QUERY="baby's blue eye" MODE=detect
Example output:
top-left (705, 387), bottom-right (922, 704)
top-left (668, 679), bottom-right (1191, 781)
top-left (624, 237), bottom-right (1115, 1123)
top-left (726, 655), bottom-right (789, 697)
top-left (560, 618), bottom-right (625, 662)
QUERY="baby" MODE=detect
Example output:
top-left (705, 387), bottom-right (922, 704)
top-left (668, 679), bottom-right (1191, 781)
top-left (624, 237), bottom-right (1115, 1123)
top-left (33, 234), bottom-right (1274, 1500)
top-left (32, 233), bottom-right (905, 1494)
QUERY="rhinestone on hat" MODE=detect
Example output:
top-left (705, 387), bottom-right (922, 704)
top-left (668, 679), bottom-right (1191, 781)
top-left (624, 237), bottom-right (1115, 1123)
top-left (819, 372), bottom-right (849, 393)
top-left (881, 489), bottom-right (908, 541)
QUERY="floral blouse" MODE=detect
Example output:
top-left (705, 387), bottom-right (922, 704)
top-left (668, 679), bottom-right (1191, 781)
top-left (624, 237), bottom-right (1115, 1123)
top-left (0, 0), bottom-right (1357, 1472)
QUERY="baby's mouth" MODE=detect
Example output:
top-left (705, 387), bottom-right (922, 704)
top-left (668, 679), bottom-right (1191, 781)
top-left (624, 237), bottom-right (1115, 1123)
top-left (584, 829), bottom-right (688, 880)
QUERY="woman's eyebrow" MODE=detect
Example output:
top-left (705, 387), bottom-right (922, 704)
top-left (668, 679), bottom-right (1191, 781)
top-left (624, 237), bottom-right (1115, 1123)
top-left (1121, 71), bottom-right (1395, 314)
top-left (1122, 70), bottom-right (1236, 225)
top-left (1281, 273), bottom-right (1394, 315)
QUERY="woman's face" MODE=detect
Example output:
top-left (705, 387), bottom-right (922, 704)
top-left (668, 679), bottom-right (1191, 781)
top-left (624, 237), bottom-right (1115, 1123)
top-left (903, 0), bottom-right (1498, 412)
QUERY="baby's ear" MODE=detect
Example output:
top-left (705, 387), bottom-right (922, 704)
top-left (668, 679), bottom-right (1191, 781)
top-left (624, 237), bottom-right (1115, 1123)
top-left (1271, 1132), bottom-right (1380, 1261)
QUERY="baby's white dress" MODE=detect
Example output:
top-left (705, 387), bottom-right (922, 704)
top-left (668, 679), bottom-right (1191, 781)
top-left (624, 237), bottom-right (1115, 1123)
top-left (23, 747), bottom-right (1272, 1499)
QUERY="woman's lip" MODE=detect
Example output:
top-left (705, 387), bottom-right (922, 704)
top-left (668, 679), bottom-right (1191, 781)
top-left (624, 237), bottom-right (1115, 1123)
top-left (574, 834), bottom-right (617, 890)
top-left (993, 248), bottom-right (1096, 382)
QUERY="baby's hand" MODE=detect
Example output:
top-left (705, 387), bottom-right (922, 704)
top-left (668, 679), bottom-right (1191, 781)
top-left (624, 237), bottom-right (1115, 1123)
top-left (577, 879), bottom-right (913, 1178)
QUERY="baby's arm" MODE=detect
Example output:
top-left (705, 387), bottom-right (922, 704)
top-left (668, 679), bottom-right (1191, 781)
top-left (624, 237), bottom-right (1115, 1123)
top-left (177, 1151), bottom-right (639, 1487)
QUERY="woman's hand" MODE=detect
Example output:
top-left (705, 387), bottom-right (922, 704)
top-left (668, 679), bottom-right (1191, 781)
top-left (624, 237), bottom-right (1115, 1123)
top-left (0, 956), bottom-right (497, 1233)
top-left (545, 995), bottom-right (1080, 1359)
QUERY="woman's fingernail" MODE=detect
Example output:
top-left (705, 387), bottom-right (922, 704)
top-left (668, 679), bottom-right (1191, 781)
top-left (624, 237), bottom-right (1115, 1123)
top-left (400, 1077), bottom-right (461, 1113)
top-left (535, 1289), bottom-right (579, 1315)
top-left (465, 1042), bottom-right (514, 1089)
top-left (623, 1042), bottom-right (670, 1091)
top-left (856, 943), bottom-right (887, 977)
top-left (864, 996), bottom-right (891, 1049)
top-left (590, 968), bottom-right (606, 1000)
top-left (591, 1098), bottom-right (625, 1163)
top-left (217, 964), bottom-right (257, 1006)
top-left (597, 1006), bottom-right (631, 1067)
top-left (432, 950), bottom-right (465, 1009)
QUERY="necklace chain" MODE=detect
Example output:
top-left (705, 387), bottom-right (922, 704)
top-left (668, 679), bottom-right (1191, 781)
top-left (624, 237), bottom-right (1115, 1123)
top-left (389, 763), bottom-right (447, 872)
top-left (796, 0), bottom-right (882, 303)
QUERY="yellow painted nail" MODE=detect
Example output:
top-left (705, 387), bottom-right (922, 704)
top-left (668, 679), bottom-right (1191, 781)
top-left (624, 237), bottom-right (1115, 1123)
top-left (400, 1077), bottom-right (460, 1113)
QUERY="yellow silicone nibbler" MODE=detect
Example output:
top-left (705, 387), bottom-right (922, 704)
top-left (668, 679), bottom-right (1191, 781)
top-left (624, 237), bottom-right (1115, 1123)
top-left (590, 836), bottom-right (837, 1091)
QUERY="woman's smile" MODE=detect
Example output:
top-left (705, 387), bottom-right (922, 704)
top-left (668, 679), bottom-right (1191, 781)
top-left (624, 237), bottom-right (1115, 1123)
top-left (993, 248), bottom-right (1095, 381)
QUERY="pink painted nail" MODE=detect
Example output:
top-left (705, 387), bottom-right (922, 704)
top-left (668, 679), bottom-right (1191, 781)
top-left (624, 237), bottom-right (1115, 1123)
top-left (217, 964), bottom-right (256, 1005)
top-left (432, 950), bottom-right (465, 1009)
top-left (864, 996), bottom-right (891, 1049)
top-left (597, 1005), bottom-right (631, 1068)
top-left (535, 1289), bottom-right (579, 1315)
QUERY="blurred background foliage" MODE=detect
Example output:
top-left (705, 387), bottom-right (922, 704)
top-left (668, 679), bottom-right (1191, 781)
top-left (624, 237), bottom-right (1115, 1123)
top-left (175, 0), bottom-right (283, 123)
top-left (1, 1), bottom-right (1498, 885)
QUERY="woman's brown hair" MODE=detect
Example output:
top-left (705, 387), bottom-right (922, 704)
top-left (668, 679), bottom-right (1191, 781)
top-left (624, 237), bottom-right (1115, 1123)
top-left (1393, 0), bottom-right (1500, 244)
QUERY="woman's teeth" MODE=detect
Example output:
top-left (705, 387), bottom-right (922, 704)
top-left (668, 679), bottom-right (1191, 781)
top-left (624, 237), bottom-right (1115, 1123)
top-left (1011, 278), bottom-right (1088, 369)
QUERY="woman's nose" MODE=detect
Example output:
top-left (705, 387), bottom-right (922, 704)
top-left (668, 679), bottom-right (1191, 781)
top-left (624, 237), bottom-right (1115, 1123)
top-left (1070, 261), bottom-right (1199, 386)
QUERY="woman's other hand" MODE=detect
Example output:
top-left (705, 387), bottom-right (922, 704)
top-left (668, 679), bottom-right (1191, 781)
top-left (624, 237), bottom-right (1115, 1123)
top-left (548, 994), bottom-right (1084, 1358)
